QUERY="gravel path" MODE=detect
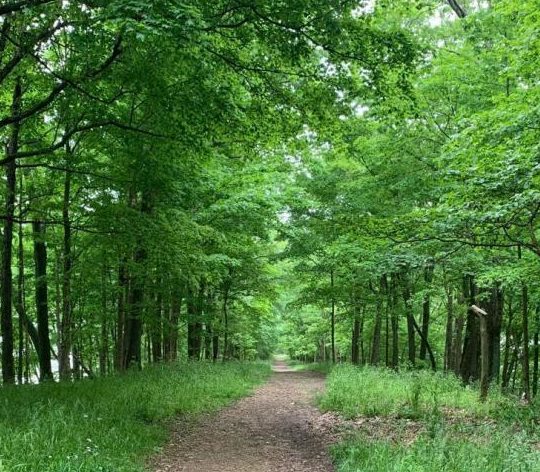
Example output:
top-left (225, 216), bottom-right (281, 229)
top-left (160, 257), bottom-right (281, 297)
top-left (151, 364), bottom-right (336, 472)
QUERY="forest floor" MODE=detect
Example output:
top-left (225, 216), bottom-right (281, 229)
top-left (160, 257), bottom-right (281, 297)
top-left (150, 361), bottom-right (340, 472)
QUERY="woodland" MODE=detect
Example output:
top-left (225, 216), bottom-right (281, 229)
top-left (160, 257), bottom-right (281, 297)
top-left (0, 0), bottom-right (540, 471)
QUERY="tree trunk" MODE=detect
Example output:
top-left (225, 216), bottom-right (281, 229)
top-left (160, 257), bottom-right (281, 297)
top-left (59, 166), bottom-right (72, 379)
top-left (32, 220), bottom-right (52, 381)
top-left (444, 286), bottom-right (454, 372)
top-left (420, 262), bottom-right (434, 361)
top-left (187, 285), bottom-right (202, 360)
top-left (521, 280), bottom-right (531, 401)
top-left (371, 275), bottom-right (386, 365)
top-left (390, 275), bottom-right (399, 369)
top-left (487, 283), bottom-right (503, 382)
top-left (533, 305), bottom-right (539, 397)
top-left (222, 280), bottom-right (230, 361)
top-left (471, 305), bottom-right (489, 401)
top-left (400, 272), bottom-right (415, 367)
top-left (17, 191), bottom-right (25, 384)
top-left (330, 269), bottom-right (336, 364)
top-left (115, 258), bottom-right (128, 370)
top-left (502, 296), bottom-right (514, 390)
top-left (460, 275), bottom-right (480, 383)
top-left (151, 284), bottom-right (163, 363)
top-left (1, 78), bottom-right (21, 384)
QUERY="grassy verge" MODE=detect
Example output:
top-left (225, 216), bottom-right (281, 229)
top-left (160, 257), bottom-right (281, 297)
top-left (288, 361), bottom-right (334, 375)
top-left (0, 362), bottom-right (270, 472)
top-left (320, 364), bottom-right (540, 472)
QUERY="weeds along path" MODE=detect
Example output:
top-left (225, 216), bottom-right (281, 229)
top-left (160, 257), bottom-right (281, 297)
top-left (151, 367), bottom-right (336, 472)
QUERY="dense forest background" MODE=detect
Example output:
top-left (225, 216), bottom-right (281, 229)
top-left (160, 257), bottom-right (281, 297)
top-left (0, 0), bottom-right (538, 401)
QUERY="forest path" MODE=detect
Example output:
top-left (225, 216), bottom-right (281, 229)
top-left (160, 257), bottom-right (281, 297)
top-left (151, 365), bottom-right (336, 472)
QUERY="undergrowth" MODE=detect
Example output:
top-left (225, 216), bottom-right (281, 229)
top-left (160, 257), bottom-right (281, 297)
top-left (321, 364), bottom-right (540, 471)
top-left (0, 362), bottom-right (270, 472)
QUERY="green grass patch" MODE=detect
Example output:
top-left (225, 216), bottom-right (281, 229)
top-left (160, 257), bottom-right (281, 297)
top-left (289, 362), bottom-right (334, 375)
top-left (333, 428), bottom-right (540, 472)
top-left (0, 362), bottom-right (270, 472)
top-left (320, 364), bottom-right (515, 419)
top-left (321, 364), bottom-right (540, 471)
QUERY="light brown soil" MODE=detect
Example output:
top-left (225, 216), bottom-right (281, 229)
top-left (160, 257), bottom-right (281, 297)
top-left (151, 363), bottom-right (338, 472)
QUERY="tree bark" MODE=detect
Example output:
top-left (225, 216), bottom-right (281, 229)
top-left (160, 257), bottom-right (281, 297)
top-left (59, 165), bottom-right (72, 379)
top-left (533, 305), bottom-right (539, 397)
top-left (32, 220), bottom-right (52, 381)
top-left (444, 286), bottom-right (454, 372)
top-left (460, 275), bottom-right (480, 383)
top-left (420, 262), bottom-right (434, 361)
top-left (447, 0), bottom-right (467, 18)
top-left (400, 271), bottom-right (416, 367)
top-left (330, 269), bottom-right (336, 364)
top-left (1, 78), bottom-right (21, 384)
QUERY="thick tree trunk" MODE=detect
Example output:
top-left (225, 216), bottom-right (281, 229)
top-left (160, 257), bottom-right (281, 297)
top-left (460, 275), bottom-right (480, 383)
top-left (1, 79), bottom-right (21, 384)
top-left (115, 258), bottom-right (128, 370)
top-left (32, 220), bottom-right (52, 381)
top-left (123, 247), bottom-right (145, 369)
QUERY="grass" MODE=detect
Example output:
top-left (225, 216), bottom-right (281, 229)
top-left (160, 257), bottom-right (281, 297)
top-left (320, 364), bottom-right (540, 472)
top-left (0, 362), bottom-right (270, 472)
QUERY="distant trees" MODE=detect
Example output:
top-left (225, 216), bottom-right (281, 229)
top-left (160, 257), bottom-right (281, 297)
top-left (280, 0), bottom-right (540, 400)
top-left (0, 0), bottom-right (416, 383)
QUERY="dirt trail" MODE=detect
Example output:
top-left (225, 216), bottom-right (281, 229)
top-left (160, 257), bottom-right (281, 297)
top-left (151, 362), bottom-right (336, 472)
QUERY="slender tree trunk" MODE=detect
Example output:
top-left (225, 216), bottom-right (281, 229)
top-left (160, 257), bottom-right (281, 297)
top-left (187, 285), bottom-right (202, 360)
top-left (99, 266), bottom-right (108, 376)
top-left (151, 283), bottom-right (163, 363)
top-left (330, 269), bottom-right (336, 364)
top-left (487, 283), bottom-right (503, 382)
top-left (222, 281), bottom-right (230, 361)
top-left (351, 293), bottom-right (360, 364)
top-left (33, 220), bottom-right (52, 381)
top-left (390, 275), bottom-right (399, 369)
top-left (400, 271), bottom-right (416, 367)
top-left (59, 166), bottom-right (72, 379)
top-left (521, 279), bottom-right (531, 401)
top-left (533, 305), bottom-right (539, 397)
top-left (420, 263), bottom-right (434, 361)
top-left (1, 78), bottom-right (21, 384)
top-left (371, 275), bottom-right (386, 365)
top-left (445, 286), bottom-right (454, 372)
top-left (502, 297), bottom-right (514, 390)
top-left (17, 181), bottom-right (25, 384)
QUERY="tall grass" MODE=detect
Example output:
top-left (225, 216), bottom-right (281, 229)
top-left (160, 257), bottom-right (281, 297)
top-left (321, 364), bottom-right (540, 472)
top-left (0, 362), bottom-right (270, 472)
top-left (320, 364), bottom-right (513, 418)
